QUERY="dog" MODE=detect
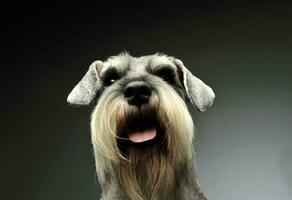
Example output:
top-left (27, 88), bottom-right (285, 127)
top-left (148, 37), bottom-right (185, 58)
top-left (67, 52), bottom-right (215, 200)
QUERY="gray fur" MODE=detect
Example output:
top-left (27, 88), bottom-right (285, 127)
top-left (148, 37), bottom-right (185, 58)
top-left (184, 67), bottom-right (215, 112)
top-left (67, 61), bottom-right (102, 106)
top-left (173, 59), bottom-right (215, 112)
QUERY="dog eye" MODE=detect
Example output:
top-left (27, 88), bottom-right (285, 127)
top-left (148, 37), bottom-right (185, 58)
top-left (154, 67), bottom-right (176, 84)
top-left (103, 70), bottom-right (121, 87)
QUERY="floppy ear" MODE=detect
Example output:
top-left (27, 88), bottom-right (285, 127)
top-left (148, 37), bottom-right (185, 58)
top-left (67, 61), bottom-right (103, 106)
top-left (174, 59), bottom-right (215, 112)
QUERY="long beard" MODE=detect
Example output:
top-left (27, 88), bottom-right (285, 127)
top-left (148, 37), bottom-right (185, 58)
top-left (117, 144), bottom-right (176, 200)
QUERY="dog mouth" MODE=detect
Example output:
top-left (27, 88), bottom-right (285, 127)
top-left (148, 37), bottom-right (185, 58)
top-left (117, 108), bottom-right (165, 146)
top-left (127, 127), bottom-right (157, 143)
top-left (125, 115), bottom-right (160, 144)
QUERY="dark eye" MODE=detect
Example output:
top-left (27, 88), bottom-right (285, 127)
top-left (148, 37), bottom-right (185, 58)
top-left (103, 69), bottom-right (121, 87)
top-left (155, 67), bottom-right (176, 84)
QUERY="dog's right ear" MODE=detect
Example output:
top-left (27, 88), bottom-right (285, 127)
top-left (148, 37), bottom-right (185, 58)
top-left (67, 61), bottom-right (103, 106)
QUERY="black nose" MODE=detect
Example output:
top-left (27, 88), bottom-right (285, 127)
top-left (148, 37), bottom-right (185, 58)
top-left (124, 81), bottom-right (152, 107)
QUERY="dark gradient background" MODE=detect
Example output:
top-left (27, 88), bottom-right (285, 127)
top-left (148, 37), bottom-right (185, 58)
top-left (1, 2), bottom-right (291, 200)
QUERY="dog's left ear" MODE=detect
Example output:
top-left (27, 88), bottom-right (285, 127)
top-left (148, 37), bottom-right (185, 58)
top-left (67, 61), bottom-right (103, 106)
top-left (174, 59), bottom-right (215, 112)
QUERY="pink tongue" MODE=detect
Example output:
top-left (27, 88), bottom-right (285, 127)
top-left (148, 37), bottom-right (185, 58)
top-left (128, 128), bottom-right (157, 143)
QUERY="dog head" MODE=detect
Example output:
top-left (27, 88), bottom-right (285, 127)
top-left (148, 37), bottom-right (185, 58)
top-left (67, 52), bottom-right (214, 112)
top-left (67, 53), bottom-right (215, 198)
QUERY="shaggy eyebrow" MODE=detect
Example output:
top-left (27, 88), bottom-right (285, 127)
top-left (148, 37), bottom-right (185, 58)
top-left (148, 64), bottom-right (175, 73)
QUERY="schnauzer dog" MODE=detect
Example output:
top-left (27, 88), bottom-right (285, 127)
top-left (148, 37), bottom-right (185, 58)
top-left (67, 52), bottom-right (215, 200)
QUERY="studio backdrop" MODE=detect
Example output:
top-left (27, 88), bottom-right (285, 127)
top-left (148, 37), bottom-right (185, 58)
top-left (1, 2), bottom-right (291, 200)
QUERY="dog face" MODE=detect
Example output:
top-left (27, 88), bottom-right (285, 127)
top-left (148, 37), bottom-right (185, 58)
top-left (67, 53), bottom-right (214, 187)
top-left (67, 52), bottom-right (214, 147)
